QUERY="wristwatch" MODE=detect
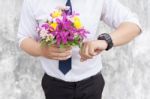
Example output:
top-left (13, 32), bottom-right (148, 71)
top-left (97, 33), bottom-right (114, 51)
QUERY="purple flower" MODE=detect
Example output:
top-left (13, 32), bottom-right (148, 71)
top-left (41, 23), bottom-right (49, 30)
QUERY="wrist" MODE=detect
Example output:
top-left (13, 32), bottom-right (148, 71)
top-left (97, 40), bottom-right (108, 50)
top-left (36, 42), bottom-right (44, 57)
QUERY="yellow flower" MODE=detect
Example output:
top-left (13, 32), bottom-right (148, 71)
top-left (73, 16), bottom-right (82, 29)
top-left (50, 22), bottom-right (58, 30)
top-left (51, 10), bottom-right (62, 18)
top-left (74, 21), bottom-right (82, 29)
top-left (73, 16), bottom-right (80, 22)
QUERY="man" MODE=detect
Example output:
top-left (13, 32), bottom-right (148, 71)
top-left (17, 0), bottom-right (142, 99)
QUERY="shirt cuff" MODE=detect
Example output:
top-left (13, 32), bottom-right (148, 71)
top-left (17, 37), bottom-right (30, 48)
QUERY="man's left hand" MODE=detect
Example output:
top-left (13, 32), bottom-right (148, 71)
top-left (79, 40), bottom-right (108, 62)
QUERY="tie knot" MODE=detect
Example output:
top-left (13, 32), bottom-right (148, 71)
top-left (65, 0), bottom-right (72, 14)
top-left (66, 0), bottom-right (71, 6)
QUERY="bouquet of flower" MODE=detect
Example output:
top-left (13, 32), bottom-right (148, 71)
top-left (37, 9), bottom-right (89, 48)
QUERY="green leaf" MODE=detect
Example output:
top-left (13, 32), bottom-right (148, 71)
top-left (40, 40), bottom-right (47, 48)
top-left (60, 44), bottom-right (65, 48)
top-left (79, 42), bottom-right (83, 48)
top-left (74, 36), bottom-right (79, 41)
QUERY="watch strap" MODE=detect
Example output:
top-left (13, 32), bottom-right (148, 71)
top-left (98, 33), bottom-right (113, 50)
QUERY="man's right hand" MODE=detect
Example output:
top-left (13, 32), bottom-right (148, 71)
top-left (40, 44), bottom-right (72, 60)
top-left (20, 38), bottom-right (72, 60)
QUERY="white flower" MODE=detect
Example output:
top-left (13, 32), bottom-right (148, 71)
top-left (48, 33), bottom-right (55, 39)
top-left (40, 29), bottom-right (48, 39)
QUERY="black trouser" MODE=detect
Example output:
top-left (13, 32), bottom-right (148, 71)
top-left (41, 72), bottom-right (105, 99)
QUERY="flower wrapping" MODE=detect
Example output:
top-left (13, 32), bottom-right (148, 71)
top-left (37, 9), bottom-right (89, 48)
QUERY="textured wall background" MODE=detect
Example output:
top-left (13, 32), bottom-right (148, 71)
top-left (0, 0), bottom-right (149, 99)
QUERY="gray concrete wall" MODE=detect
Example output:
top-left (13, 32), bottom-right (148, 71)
top-left (0, 0), bottom-right (149, 99)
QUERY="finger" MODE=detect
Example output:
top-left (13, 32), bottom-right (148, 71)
top-left (48, 45), bottom-right (61, 53)
top-left (81, 43), bottom-right (89, 59)
top-left (85, 45), bottom-right (93, 58)
top-left (50, 50), bottom-right (72, 58)
top-left (80, 57), bottom-right (87, 62)
top-left (61, 55), bottom-right (72, 60)
top-left (79, 51), bottom-right (86, 61)
top-left (58, 49), bottom-right (72, 55)
top-left (58, 46), bottom-right (72, 52)
top-left (79, 49), bottom-right (88, 59)
top-left (49, 46), bottom-right (71, 53)
top-left (79, 51), bottom-right (92, 62)
top-left (89, 46), bottom-right (97, 56)
top-left (64, 46), bottom-right (72, 51)
top-left (82, 43), bottom-right (93, 59)
top-left (48, 55), bottom-right (71, 61)
top-left (95, 49), bottom-right (103, 55)
top-left (54, 54), bottom-right (72, 60)
top-left (50, 57), bottom-right (67, 61)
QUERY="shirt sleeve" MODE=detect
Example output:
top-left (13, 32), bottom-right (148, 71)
top-left (100, 0), bottom-right (142, 30)
top-left (17, 0), bottom-right (38, 47)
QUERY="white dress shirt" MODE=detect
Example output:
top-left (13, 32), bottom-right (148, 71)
top-left (18, 0), bottom-right (141, 82)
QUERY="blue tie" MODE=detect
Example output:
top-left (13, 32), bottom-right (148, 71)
top-left (59, 0), bottom-right (72, 75)
top-left (65, 0), bottom-right (72, 15)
